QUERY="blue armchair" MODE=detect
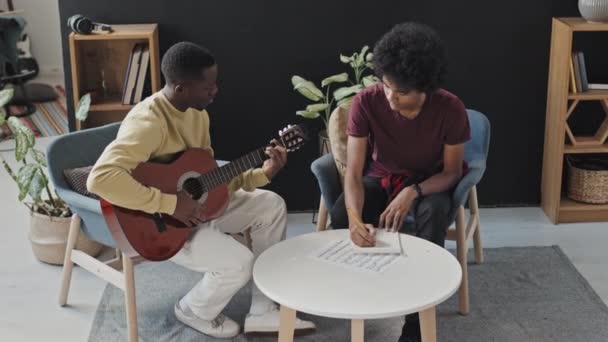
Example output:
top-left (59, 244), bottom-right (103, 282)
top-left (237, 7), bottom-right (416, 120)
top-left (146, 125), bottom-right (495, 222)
top-left (47, 122), bottom-right (248, 341)
top-left (310, 109), bottom-right (491, 315)
top-left (46, 123), bottom-right (142, 341)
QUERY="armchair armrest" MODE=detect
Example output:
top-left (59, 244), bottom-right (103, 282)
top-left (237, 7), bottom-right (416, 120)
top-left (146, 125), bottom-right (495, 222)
top-left (55, 188), bottom-right (117, 246)
top-left (56, 188), bottom-right (102, 214)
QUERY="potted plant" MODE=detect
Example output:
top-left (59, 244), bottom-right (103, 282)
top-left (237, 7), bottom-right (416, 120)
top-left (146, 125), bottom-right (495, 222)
top-left (291, 45), bottom-right (379, 154)
top-left (0, 88), bottom-right (102, 265)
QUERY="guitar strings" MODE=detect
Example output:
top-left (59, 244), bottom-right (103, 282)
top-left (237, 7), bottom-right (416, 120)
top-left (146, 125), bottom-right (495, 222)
top-left (184, 131), bottom-right (303, 197)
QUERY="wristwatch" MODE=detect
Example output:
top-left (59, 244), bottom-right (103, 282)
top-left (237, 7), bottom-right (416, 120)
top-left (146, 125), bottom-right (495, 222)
top-left (413, 183), bottom-right (423, 198)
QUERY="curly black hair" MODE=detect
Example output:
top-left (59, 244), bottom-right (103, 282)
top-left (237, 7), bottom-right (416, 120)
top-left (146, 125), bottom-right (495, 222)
top-left (373, 22), bottom-right (447, 93)
top-left (161, 42), bottom-right (216, 84)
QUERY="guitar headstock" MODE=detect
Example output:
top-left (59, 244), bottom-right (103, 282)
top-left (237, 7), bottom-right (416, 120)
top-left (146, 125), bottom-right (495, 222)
top-left (276, 124), bottom-right (308, 152)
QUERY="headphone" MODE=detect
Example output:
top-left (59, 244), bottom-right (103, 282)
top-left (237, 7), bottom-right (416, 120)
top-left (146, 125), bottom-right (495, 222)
top-left (67, 14), bottom-right (113, 35)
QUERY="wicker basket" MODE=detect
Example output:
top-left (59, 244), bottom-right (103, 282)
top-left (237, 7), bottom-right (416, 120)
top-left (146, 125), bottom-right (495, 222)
top-left (29, 212), bottom-right (104, 265)
top-left (567, 156), bottom-right (608, 204)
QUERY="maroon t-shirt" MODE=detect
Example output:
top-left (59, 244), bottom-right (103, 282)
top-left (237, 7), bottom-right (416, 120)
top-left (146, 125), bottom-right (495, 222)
top-left (347, 84), bottom-right (470, 178)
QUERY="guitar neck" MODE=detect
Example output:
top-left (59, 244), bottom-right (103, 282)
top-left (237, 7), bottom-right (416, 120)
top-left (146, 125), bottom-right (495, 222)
top-left (198, 147), bottom-right (268, 190)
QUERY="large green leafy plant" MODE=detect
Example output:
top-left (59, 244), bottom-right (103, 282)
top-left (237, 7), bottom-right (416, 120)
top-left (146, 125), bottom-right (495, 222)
top-left (0, 89), bottom-right (91, 217)
top-left (291, 45), bottom-right (379, 129)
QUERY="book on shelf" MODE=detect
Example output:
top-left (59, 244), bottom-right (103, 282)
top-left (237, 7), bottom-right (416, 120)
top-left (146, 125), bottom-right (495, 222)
top-left (569, 51), bottom-right (608, 93)
top-left (589, 83), bottom-right (608, 90)
top-left (120, 43), bottom-right (151, 105)
top-left (576, 51), bottom-right (589, 92)
top-left (133, 45), bottom-right (150, 103)
top-left (122, 43), bottom-right (143, 105)
top-left (572, 52), bottom-right (583, 93)
top-left (569, 54), bottom-right (577, 93)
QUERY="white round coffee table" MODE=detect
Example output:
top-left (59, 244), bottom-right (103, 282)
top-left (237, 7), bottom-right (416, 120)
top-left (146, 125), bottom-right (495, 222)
top-left (253, 229), bottom-right (461, 342)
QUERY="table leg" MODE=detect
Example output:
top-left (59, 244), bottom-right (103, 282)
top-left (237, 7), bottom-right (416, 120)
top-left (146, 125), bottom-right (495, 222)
top-left (279, 305), bottom-right (296, 342)
top-left (351, 319), bottom-right (364, 342)
top-left (419, 306), bottom-right (437, 342)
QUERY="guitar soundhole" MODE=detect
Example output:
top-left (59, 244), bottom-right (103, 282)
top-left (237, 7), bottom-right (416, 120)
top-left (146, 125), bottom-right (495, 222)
top-left (183, 178), bottom-right (205, 200)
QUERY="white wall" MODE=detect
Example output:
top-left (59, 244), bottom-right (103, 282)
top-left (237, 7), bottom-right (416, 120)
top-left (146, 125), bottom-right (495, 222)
top-left (12, 0), bottom-right (63, 75)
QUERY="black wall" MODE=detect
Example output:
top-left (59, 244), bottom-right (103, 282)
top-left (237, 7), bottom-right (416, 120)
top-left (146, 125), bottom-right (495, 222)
top-left (58, 0), bottom-right (608, 211)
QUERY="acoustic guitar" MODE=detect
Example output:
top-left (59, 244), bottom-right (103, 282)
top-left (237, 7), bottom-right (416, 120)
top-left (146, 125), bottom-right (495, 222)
top-left (101, 124), bottom-right (308, 261)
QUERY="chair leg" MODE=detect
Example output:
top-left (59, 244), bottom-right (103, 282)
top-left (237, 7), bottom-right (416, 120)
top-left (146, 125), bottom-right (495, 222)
top-left (123, 254), bottom-right (138, 342)
top-left (473, 221), bottom-right (483, 264)
top-left (316, 196), bottom-right (329, 231)
top-left (455, 206), bottom-right (470, 315)
top-left (58, 214), bottom-right (81, 306)
top-left (469, 186), bottom-right (484, 264)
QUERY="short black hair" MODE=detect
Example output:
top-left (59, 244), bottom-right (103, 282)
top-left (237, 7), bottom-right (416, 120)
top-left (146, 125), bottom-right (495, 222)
top-left (161, 42), bottom-right (216, 84)
top-left (373, 22), bottom-right (447, 93)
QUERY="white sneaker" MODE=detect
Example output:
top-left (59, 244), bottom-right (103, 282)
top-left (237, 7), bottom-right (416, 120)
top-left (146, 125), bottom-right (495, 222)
top-left (244, 306), bottom-right (316, 334)
top-left (174, 301), bottom-right (240, 338)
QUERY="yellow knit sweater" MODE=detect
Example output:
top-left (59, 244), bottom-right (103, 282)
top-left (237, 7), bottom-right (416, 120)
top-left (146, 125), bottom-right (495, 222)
top-left (87, 91), bottom-right (269, 215)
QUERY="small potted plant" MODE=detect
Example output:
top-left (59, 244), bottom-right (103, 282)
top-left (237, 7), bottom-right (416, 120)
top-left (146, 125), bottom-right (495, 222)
top-left (0, 88), bottom-right (102, 265)
top-left (291, 45), bottom-right (379, 154)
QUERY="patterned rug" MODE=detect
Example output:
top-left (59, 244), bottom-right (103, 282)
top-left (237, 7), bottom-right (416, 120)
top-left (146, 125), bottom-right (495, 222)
top-left (88, 246), bottom-right (608, 342)
top-left (1, 85), bottom-right (68, 138)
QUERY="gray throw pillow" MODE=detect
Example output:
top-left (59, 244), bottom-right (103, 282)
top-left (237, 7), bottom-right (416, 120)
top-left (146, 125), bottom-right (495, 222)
top-left (63, 165), bottom-right (100, 200)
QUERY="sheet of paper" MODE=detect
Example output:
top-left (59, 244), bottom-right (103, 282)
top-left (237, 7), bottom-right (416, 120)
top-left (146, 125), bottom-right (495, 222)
top-left (350, 230), bottom-right (402, 254)
top-left (311, 239), bottom-right (402, 273)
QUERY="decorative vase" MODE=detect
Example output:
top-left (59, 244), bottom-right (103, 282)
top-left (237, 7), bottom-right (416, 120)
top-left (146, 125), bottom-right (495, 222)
top-left (579, 0), bottom-right (608, 23)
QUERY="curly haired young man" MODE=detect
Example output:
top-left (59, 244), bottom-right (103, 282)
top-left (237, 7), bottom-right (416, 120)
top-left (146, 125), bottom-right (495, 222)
top-left (329, 22), bottom-right (471, 342)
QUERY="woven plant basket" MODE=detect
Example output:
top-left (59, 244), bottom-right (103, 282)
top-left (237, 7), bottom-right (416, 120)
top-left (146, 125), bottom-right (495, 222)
top-left (567, 156), bottom-right (608, 204)
top-left (29, 212), bottom-right (104, 265)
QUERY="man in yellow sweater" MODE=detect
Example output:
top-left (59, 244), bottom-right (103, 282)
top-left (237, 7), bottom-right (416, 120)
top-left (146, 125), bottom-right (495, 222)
top-left (87, 42), bottom-right (315, 338)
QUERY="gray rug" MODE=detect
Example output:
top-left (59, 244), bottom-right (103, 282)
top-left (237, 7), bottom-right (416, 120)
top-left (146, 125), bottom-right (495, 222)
top-left (88, 246), bottom-right (608, 342)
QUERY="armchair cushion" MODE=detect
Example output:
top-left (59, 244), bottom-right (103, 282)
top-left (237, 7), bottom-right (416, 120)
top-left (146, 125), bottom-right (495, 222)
top-left (63, 165), bottom-right (99, 200)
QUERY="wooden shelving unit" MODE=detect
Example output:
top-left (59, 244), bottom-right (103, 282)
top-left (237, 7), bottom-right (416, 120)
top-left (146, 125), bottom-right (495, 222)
top-left (541, 17), bottom-right (608, 224)
top-left (69, 24), bottom-right (161, 130)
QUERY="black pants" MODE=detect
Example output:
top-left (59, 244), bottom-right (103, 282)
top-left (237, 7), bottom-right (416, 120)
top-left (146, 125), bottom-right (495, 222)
top-left (329, 176), bottom-right (452, 339)
top-left (329, 176), bottom-right (451, 245)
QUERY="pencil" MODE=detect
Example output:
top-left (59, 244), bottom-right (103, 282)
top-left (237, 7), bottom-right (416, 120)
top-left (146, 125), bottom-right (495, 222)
top-left (346, 207), bottom-right (366, 229)
top-left (346, 208), bottom-right (377, 247)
